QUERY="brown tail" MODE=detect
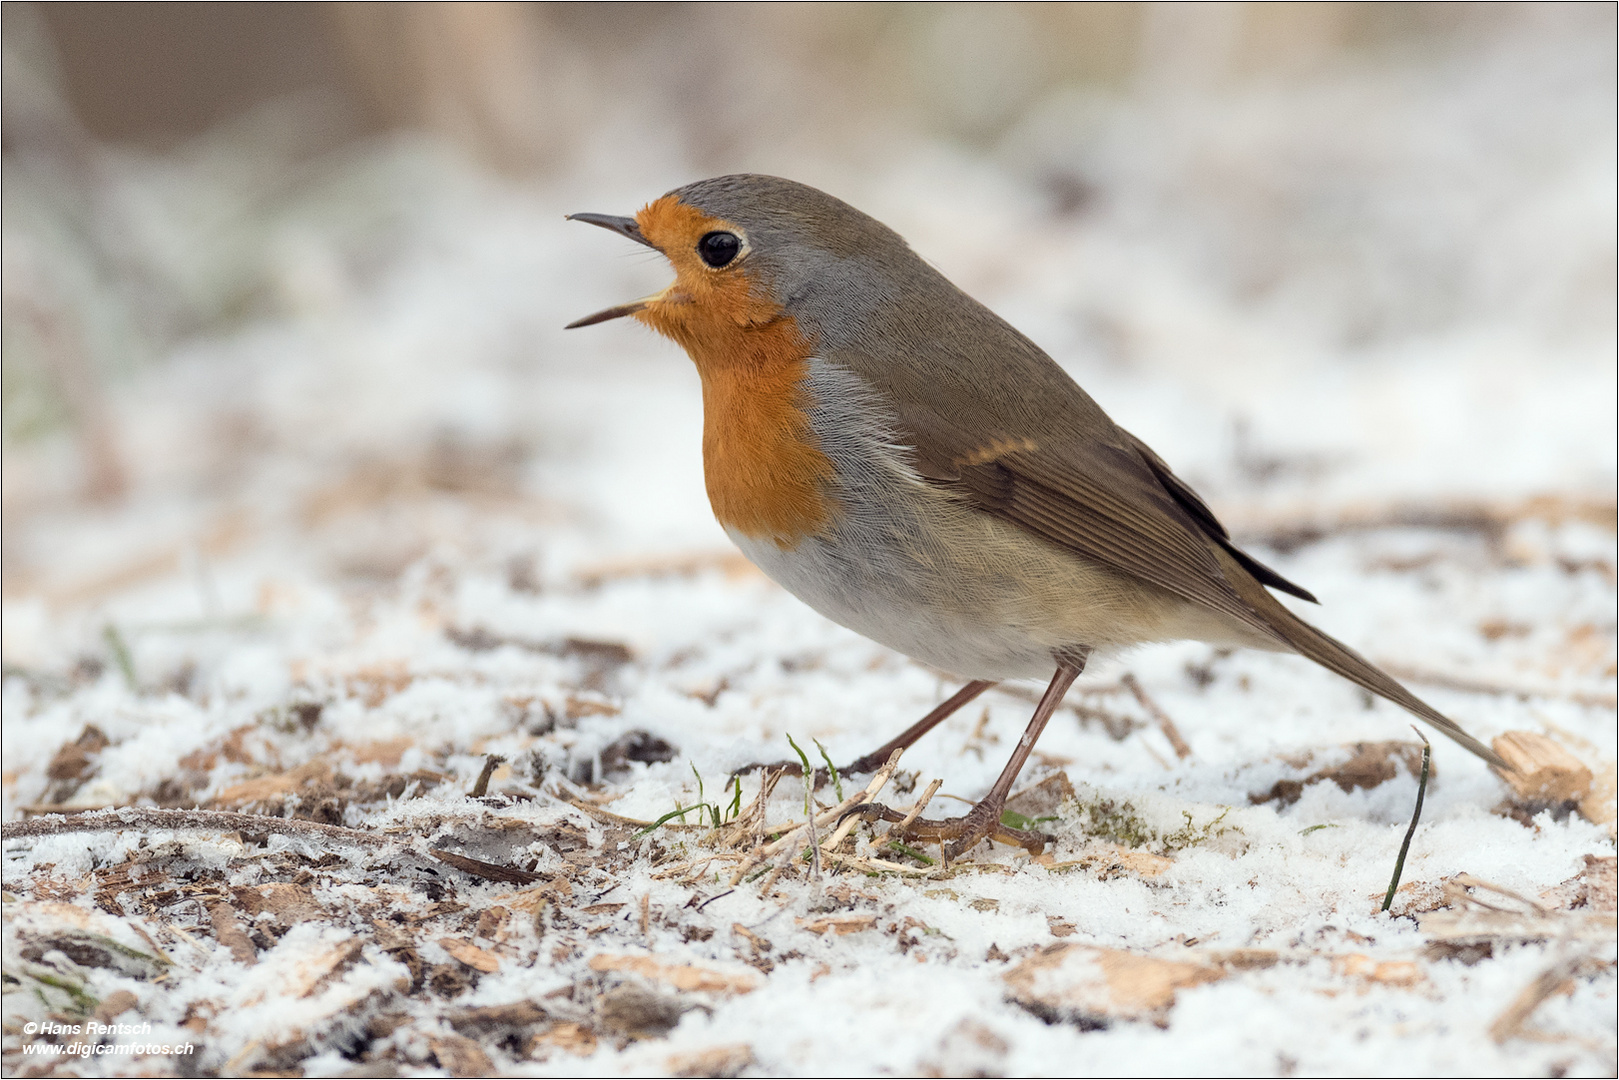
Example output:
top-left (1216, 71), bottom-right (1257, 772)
top-left (1213, 548), bottom-right (1509, 770)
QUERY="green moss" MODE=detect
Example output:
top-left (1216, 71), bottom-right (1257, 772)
top-left (1067, 793), bottom-right (1236, 854)
top-left (1160, 807), bottom-right (1233, 853)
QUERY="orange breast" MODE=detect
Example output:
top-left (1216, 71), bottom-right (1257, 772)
top-left (630, 197), bottom-right (834, 546)
top-left (694, 330), bottom-right (834, 546)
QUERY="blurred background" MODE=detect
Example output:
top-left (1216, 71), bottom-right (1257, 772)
top-left (2, 1), bottom-right (1614, 666)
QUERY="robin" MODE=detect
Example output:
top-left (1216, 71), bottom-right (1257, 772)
top-left (566, 174), bottom-right (1506, 860)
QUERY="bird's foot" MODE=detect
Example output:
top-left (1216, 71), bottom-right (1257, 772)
top-left (840, 798), bottom-right (1046, 860)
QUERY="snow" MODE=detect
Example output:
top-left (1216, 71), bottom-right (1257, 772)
top-left (3, 11), bottom-right (1615, 1077)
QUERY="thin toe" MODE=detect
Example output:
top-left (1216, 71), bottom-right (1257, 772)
top-left (837, 802), bottom-right (908, 827)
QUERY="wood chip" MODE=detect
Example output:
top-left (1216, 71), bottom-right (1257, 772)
top-left (1579, 760), bottom-right (1616, 832)
top-left (588, 953), bottom-right (756, 995)
top-left (439, 937), bottom-right (501, 973)
top-left (206, 901), bottom-right (257, 966)
top-left (494, 878), bottom-right (574, 909)
top-left (283, 939), bottom-right (364, 999)
top-left (530, 1022), bottom-right (598, 1057)
top-left (233, 883), bottom-right (324, 924)
top-left (1492, 732), bottom-right (1594, 803)
top-left (1252, 741), bottom-right (1428, 807)
top-left (1005, 944), bottom-right (1223, 1024)
top-left (346, 662), bottom-right (413, 707)
top-left (1048, 844), bottom-right (1173, 879)
top-left (732, 923), bottom-right (771, 953)
top-left (797, 914), bottom-right (878, 936)
top-left (429, 1033), bottom-right (495, 1078)
top-left (92, 989), bottom-right (139, 1023)
top-left (1567, 855), bottom-right (1614, 913)
top-left (1334, 954), bottom-right (1425, 986)
top-left (667, 1044), bottom-right (756, 1078)
top-left (46, 725), bottom-right (109, 782)
top-left (211, 760), bottom-right (333, 807)
top-left (343, 736), bottom-right (414, 767)
top-left (1206, 949), bottom-right (1279, 970)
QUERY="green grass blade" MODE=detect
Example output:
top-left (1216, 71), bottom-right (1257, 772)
top-left (633, 804), bottom-right (696, 838)
top-left (785, 734), bottom-right (814, 818)
top-left (1382, 731), bottom-right (1431, 912)
top-left (814, 738), bottom-right (843, 803)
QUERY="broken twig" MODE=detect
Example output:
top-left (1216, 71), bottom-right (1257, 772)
top-left (730, 748), bottom-right (904, 885)
top-left (1122, 673), bottom-right (1192, 759)
top-left (470, 754), bottom-right (505, 798)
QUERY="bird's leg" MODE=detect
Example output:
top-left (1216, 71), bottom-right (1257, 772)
top-left (838, 680), bottom-right (997, 776)
top-left (731, 680), bottom-right (997, 786)
top-left (889, 655), bottom-right (1085, 860)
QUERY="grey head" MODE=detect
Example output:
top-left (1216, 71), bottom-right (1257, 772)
top-left (664, 174), bottom-right (958, 350)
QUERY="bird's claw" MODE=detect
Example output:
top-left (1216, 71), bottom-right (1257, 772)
top-left (864, 801), bottom-right (1046, 860)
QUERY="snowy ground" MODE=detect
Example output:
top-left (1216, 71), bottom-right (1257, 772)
top-left (3, 24), bottom-right (1616, 1077)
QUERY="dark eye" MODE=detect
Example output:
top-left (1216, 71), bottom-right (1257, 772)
top-left (697, 231), bottom-right (741, 268)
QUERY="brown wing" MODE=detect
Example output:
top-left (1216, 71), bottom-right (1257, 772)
top-left (819, 265), bottom-right (1311, 639)
top-left (895, 396), bottom-right (1285, 639)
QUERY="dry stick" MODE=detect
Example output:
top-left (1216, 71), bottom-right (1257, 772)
top-left (819, 774), bottom-right (936, 855)
top-left (469, 754), bottom-right (505, 798)
top-left (560, 796), bottom-right (655, 829)
top-left (1121, 673), bottom-right (1192, 759)
top-left (650, 856), bottom-right (730, 881)
top-left (1489, 951), bottom-right (1590, 1044)
top-left (429, 848), bottom-right (541, 885)
top-left (801, 763), bottom-right (822, 883)
top-left (829, 854), bottom-right (933, 876)
top-left (1446, 873), bottom-right (1548, 915)
top-left (755, 837), bottom-right (801, 898)
top-left (2, 808), bottom-right (394, 847)
top-left (1382, 727), bottom-right (1432, 912)
top-left (1380, 661), bottom-right (1616, 711)
top-left (984, 682), bottom-right (1141, 741)
top-left (731, 748), bottom-right (904, 885)
top-left (882, 778), bottom-right (943, 858)
top-left (815, 810), bottom-right (863, 856)
top-left (751, 750), bottom-right (903, 861)
top-left (723, 768), bottom-right (784, 849)
top-left (850, 777), bottom-right (945, 867)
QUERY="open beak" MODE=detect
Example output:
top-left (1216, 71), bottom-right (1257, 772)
top-left (565, 212), bottom-right (661, 328)
top-left (566, 212), bottom-right (654, 248)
